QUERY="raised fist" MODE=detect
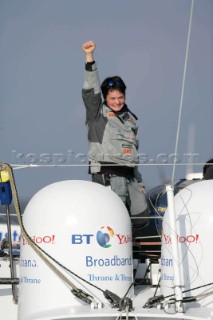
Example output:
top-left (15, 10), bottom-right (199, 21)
top-left (82, 40), bottom-right (96, 54)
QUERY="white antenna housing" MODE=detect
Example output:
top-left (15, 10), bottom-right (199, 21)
top-left (160, 180), bottom-right (213, 309)
top-left (18, 180), bottom-right (133, 320)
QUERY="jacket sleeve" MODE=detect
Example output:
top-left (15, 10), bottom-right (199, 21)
top-left (82, 62), bottom-right (102, 123)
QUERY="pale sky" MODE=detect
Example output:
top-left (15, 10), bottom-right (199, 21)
top-left (0, 0), bottom-right (212, 201)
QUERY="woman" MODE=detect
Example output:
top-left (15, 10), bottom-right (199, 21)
top-left (82, 40), bottom-right (149, 237)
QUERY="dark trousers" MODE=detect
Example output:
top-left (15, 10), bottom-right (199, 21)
top-left (92, 173), bottom-right (150, 238)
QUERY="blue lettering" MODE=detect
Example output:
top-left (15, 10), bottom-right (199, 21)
top-left (72, 234), bottom-right (94, 244)
top-left (86, 256), bottom-right (93, 266)
top-left (161, 257), bottom-right (173, 267)
top-left (86, 255), bottom-right (133, 267)
top-left (20, 259), bottom-right (37, 267)
top-left (0, 230), bottom-right (20, 242)
top-left (83, 234), bottom-right (94, 244)
top-left (72, 234), bottom-right (83, 244)
top-left (12, 230), bottom-right (20, 242)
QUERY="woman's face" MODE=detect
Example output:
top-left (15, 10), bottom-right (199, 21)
top-left (106, 89), bottom-right (125, 112)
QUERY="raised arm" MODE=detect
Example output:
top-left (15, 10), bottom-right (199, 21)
top-left (82, 40), bottom-right (102, 122)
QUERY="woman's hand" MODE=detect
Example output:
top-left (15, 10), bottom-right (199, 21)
top-left (82, 40), bottom-right (96, 62)
top-left (82, 40), bottom-right (96, 54)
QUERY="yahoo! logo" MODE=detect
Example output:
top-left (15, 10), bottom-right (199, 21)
top-left (96, 226), bottom-right (114, 248)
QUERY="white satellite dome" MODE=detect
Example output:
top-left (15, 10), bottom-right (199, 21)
top-left (18, 180), bottom-right (133, 320)
top-left (160, 180), bottom-right (213, 308)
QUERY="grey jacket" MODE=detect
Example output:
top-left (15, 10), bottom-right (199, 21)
top-left (82, 61), bottom-right (143, 183)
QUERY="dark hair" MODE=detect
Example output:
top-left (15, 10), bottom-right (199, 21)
top-left (203, 158), bottom-right (213, 175)
top-left (101, 76), bottom-right (126, 100)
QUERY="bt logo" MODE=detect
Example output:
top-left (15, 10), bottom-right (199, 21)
top-left (96, 226), bottom-right (114, 248)
top-left (71, 234), bottom-right (94, 244)
top-left (71, 226), bottom-right (114, 248)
